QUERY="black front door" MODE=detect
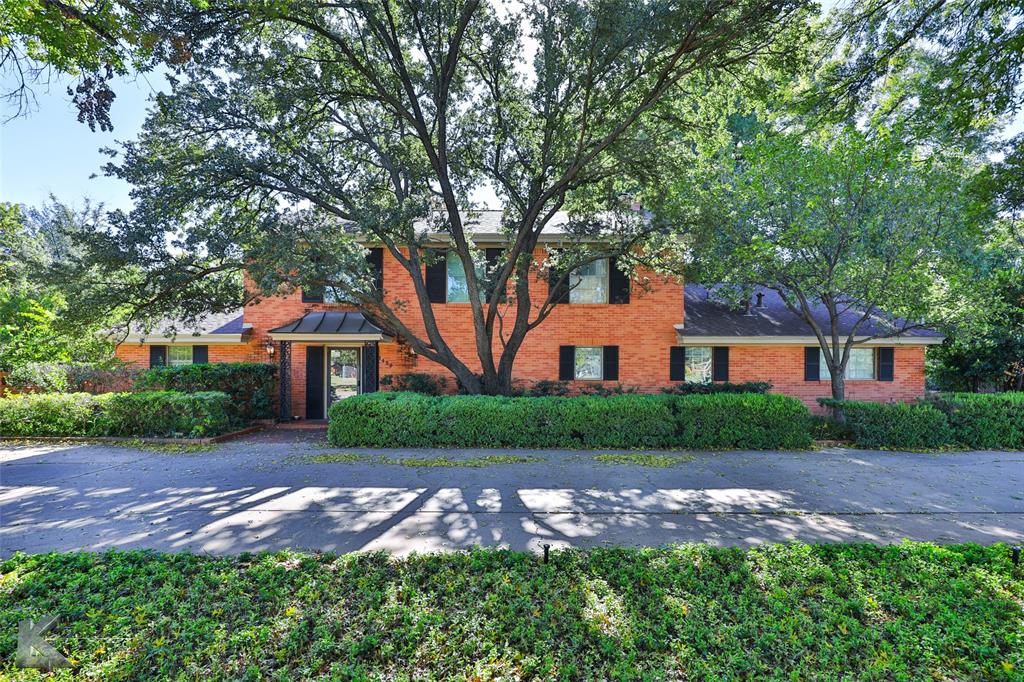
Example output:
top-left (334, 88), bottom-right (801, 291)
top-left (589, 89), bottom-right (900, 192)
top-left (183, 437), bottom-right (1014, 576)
top-left (305, 346), bottom-right (324, 419)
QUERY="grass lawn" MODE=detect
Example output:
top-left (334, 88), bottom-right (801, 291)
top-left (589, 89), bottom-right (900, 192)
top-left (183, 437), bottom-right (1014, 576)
top-left (1, 543), bottom-right (1021, 680)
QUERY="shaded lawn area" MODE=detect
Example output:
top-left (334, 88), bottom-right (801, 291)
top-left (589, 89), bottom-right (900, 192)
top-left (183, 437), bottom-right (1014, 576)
top-left (1, 544), bottom-right (1021, 680)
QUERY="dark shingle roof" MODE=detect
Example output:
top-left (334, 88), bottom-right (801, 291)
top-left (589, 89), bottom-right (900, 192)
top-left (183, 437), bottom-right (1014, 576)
top-left (269, 311), bottom-right (383, 335)
top-left (679, 284), bottom-right (944, 340)
top-left (127, 310), bottom-right (249, 338)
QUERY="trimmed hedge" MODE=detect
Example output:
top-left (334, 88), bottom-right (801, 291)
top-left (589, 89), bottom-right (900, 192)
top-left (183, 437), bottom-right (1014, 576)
top-left (821, 392), bottom-right (1024, 449)
top-left (819, 399), bottom-right (953, 450)
top-left (0, 391), bottom-right (232, 439)
top-left (136, 362), bottom-right (277, 423)
top-left (925, 392), bottom-right (1024, 449)
top-left (662, 381), bottom-right (772, 395)
top-left (328, 392), bottom-right (812, 449)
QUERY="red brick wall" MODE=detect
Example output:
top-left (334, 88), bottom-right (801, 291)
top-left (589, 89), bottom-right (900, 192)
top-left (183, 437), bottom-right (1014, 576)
top-left (115, 247), bottom-right (930, 413)
top-left (727, 345), bottom-right (927, 410)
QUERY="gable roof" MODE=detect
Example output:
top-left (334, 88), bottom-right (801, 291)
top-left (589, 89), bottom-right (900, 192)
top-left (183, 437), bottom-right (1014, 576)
top-left (676, 284), bottom-right (944, 345)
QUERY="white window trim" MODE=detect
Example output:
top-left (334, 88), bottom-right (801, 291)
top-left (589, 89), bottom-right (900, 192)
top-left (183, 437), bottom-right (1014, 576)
top-left (820, 348), bottom-right (877, 381)
top-left (574, 346), bottom-right (604, 381)
top-left (168, 345), bottom-right (194, 367)
top-left (569, 258), bottom-right (610, 304)
top-left (684, 346), bottom-right (713, 384)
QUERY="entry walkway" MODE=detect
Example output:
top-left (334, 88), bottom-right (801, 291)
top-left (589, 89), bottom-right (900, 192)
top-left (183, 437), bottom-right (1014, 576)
top-left (2, 429), bottom-right (1022, 556)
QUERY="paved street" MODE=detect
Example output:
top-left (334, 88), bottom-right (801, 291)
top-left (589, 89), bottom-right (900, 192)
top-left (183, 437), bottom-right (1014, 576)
top-left (2, 429), bottom-right (1022, 556)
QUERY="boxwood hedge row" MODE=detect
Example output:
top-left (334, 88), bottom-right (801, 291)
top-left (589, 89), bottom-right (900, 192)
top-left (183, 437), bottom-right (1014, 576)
top-left (821, 392), bottom-right (1024, 450)
top-left (0, 391), bottom-right (232, 439)
top-left (327, 392), bottom-right (813, 449)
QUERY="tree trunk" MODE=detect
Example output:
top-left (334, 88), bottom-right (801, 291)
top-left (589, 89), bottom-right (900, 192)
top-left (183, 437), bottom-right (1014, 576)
top-left (830, 373), bottom-right (846, 423)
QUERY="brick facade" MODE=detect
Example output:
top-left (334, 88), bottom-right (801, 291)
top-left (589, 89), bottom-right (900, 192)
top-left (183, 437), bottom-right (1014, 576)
top-left (115, 246), bottom-right (931, 416)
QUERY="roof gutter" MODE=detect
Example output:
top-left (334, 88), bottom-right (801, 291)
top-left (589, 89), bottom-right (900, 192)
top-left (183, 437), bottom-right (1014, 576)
top-left (672, 330), bottom-right (945, 346)
top-left (266, 332), bottom-right (389, 342)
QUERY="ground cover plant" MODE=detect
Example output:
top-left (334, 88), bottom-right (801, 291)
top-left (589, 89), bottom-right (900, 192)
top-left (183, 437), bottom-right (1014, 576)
top-left (593, 454), bottom-right (696, 467)
top-left (327, 392), bottom-right (812, 450)
top-left (306, 453), bottom-right (543, 467)
top-left (0, 543), bottom-right (1020, 680)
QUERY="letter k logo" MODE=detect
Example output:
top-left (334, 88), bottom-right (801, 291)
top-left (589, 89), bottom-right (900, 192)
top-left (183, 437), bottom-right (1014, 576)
top-left (16, 616), bottom-right (70, 670)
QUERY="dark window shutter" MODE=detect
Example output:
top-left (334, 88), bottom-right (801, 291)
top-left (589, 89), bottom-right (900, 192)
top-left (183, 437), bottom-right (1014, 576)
top-left (609, 257), bottom-right (630, 304)
top-left (305, 346), bottom-right (325, 419)
top-left (712, 346), bottom-right (729, 382)
top-left (361, 342), bottom-right (379, 393)
top-left (367, 248), bottom-right (384, 293)
top-left (425, 249), bottom-right (447, 303)
top-left (302, 287), bottom-right (324, 303)
top-left (878, 347), bottom-right (894, 381)
top-left (804, 347), bottom-right (820, 381)
top-left (547, 254), bottom-right (570, 304)
top-left (669, 347), bottom-right (685, 381)
top-left (559, 345), bottom-right (575, 381)
top-left (149, 345), bottom-right (167, 368)
top-left (603, 346), bottom-right (619, 381)
top-left (192, 345), bottom-right (209, 364)
top-left (485, 248), bottom-right (506, 302)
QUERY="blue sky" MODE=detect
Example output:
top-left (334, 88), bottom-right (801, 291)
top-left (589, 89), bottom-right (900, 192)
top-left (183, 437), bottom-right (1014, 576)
top-left (1, 72), bottom-right (166, 212)
top-left (2, 63), bottom-right (1021, 214)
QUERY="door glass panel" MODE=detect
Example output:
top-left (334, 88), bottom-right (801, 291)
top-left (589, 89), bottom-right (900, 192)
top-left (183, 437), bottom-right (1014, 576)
top-left (328, 348), bottom-right (360, 405)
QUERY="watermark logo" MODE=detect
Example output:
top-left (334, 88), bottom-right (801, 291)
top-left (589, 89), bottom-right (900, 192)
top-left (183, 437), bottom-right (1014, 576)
top-left (16, 616), bottom-right (70, 670)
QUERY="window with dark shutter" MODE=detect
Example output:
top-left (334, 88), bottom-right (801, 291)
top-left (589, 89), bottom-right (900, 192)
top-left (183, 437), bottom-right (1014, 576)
top-left (878, 347), bottom-right (895, 381)
top-left (804, 347), bottom-right (820, 381)
top-left (669, 347), bottom-right (685, 381)
top-left (558, 346), bottom-right (575, 380)
top-left (712, 347), bottom-right (729, 382)
top-left (424, 249), bottom-right (447, 303)
top-left (192, 345), bottom-right (209, 364)
top-left (366, 247), bottom-right (384, 294)
top-left (603, 346), bottom-right (619, 380)
top-left (149, 346), bottom-right (167, 368)
top-left (609, 257), bottom-right (630, 304)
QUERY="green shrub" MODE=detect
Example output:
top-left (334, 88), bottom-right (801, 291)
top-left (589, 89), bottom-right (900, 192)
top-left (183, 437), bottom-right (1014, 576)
top-left (662, 381), bottom-right (772, 395)
top-left (674, 393), bottom-right (811, 449)
top-left (7, 361), bottom-right (139, 394)
top-left (809, 414), bottom-right (853, 441)
top-left (136, 363), bottom-right (276, 423)
top-left (0, 391), bottom-right (232, 438)
top-left (819, 399), bottom-right (953, 450)
top-left (94, 391), bottom-right (232, 438)
top-left (380, 372), bottom-right (449, 395)
top-left (923, 392), bottom-right (1024, 449)
top-left (328, 392), bottom-right (810, 449)
top-left (0, 393), bottom-right (99, 436)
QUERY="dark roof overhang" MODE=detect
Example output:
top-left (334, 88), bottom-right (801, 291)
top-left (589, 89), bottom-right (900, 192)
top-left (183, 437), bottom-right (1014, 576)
top-left (267, 311), bottom-right (388, 341)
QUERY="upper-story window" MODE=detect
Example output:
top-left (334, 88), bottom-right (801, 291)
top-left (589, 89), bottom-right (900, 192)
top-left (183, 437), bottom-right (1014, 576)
top-left (446, 251), bottom-right (487, 303)
top-left (569, 258), bottom-right (609, 304)
top-left (820, 348), bottom-right (875, 380)
top-left (302, 248), bottom-right (384, 303)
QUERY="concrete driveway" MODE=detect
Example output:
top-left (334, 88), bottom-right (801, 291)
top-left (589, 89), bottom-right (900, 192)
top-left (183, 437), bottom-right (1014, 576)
top-left (2, 429), bottom-right (1022, 556)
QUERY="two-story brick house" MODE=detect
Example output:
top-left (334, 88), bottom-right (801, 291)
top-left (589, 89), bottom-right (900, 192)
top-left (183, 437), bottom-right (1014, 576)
top-left (116, 211), bottom-right (943, 418)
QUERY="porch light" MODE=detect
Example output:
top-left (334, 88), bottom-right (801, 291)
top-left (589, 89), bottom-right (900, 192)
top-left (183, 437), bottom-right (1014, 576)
top-left (265, 340), bottom-right (276, 358)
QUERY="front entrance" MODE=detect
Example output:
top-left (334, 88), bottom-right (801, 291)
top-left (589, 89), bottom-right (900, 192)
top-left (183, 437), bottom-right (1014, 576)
top-left (302, 343), bottom-right (378, 420)
top-left (327, 347), bottom-right (360, 409)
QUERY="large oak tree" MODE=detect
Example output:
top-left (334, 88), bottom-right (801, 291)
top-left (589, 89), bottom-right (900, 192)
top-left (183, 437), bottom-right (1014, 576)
top-left (63, 0), bottom-right (807, 394)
